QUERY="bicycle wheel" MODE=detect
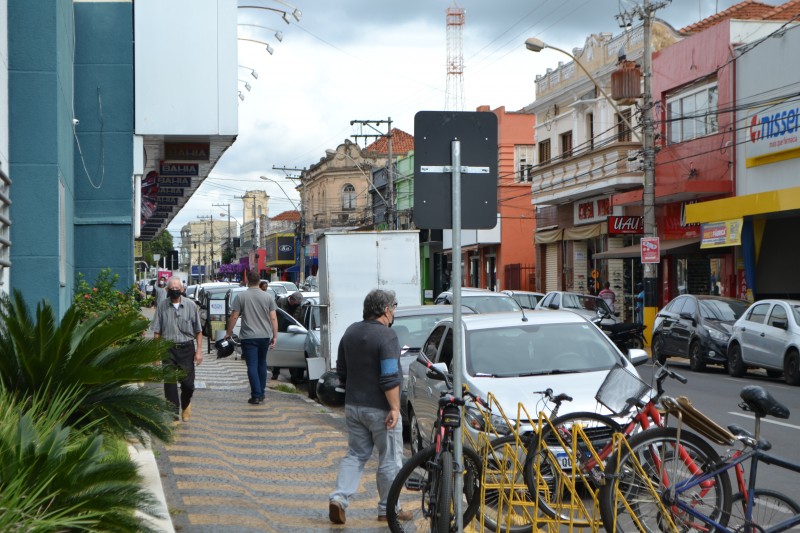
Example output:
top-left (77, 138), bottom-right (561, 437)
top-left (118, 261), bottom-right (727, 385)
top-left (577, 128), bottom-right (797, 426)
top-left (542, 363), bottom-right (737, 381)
top-left (599, 426), bottom-right (732, 533)
top-left (522, 411), bottom-right (622, 528)
top-left (386, 445), bottom-right (481, 533)
top-left (480, 435), bottom-right (536, 533)
top-left (729, 489), bottom-right (800, 531)
top-left (435, 450), bottom-right (454, 533)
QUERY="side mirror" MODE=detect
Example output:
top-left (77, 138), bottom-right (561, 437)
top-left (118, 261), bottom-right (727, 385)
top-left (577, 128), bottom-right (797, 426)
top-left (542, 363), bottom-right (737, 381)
top-left (548, 302), bottom-right (559, 310)
top-left (628, 349), bottom-right (650, 367)
top-left (286, 324), bottom-right (307, 335)
top-left (679, 311), bottom-right (694, 321)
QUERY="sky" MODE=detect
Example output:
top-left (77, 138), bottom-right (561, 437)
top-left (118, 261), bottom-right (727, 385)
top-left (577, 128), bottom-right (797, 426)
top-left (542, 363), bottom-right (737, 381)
top-left (166, 0), bottom-right (748, 242)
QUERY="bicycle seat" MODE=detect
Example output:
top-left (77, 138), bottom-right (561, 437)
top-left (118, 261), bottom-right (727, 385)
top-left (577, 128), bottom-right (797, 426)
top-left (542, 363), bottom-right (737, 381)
top-left (739, 385), bottom-right (790, 420)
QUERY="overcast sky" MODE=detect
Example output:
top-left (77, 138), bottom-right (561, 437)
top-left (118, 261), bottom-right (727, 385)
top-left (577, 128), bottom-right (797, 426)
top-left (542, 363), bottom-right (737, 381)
top-left (167, 0), bottom-right (748, 241)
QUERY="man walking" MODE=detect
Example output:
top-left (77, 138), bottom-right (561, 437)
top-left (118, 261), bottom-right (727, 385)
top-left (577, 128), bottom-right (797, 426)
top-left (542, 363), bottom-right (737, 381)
top-left (598, 281), bottom-right (616, 314)
top-left (328, 289), bottom-right (409, 524)
top-left (273, 291), bottom-right (304, 380)
top-left (151, 276), bottom-right (203, 422)
top-left (224, 269), bottom-right (278, 405)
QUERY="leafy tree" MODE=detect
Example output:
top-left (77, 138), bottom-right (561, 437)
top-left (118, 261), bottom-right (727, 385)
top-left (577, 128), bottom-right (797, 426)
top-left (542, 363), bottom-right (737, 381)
top-left (0, 388), bottom-right (164, 532)
top-left (74, 268), bottom-right (146, 327)
top-left (142, 230), bottom-right (174, 268)
top-left (0, 291), bottom-right (177, 443)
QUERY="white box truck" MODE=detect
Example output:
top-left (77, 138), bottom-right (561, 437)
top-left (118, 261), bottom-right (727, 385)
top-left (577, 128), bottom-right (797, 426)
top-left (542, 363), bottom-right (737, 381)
top-left (313, 230), bottom-right (422, 377)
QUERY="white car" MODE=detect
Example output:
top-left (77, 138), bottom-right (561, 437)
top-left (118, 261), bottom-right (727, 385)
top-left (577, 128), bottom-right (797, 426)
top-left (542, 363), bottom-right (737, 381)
top-left (727, 299), bottom-right (800, 384)
top-left (536, 291), bottom-right (619, 326)
top-left (406, 310), bottom-right (647, 454)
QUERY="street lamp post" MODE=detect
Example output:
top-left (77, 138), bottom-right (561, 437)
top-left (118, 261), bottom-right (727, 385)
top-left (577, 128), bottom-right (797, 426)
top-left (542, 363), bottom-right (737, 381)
top-left (260, 175), bottom-right (305, 284)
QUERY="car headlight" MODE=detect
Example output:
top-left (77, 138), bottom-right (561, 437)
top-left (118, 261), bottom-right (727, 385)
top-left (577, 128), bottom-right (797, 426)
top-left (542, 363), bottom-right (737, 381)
top-left (706, 327), bottom-right (728, 342)
top-left (464, 406), bottom-right (511, 436)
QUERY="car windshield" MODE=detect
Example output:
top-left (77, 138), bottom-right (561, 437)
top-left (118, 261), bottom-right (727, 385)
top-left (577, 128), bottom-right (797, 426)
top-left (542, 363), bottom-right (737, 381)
top-left (462, 295), bottom-right (522, 313)
top-left (393, 313), bottom-right (455, 351)
top-left (278, 282), bottom-right (299, 292)
top-left (466, 322), bottom-right (619, 377)
top-left (271, 285), bottom-right (288, 295)
top-left (700, 298), bottom-right (749, 321)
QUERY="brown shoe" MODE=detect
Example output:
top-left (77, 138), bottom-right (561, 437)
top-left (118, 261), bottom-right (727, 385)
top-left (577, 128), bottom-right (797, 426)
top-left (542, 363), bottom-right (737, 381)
top-left (329, 500), bottom-right (346, 524)
top-left (181, 404), bottom-right (191, 422)
top-left (378, 509), bottom-right (413, 522)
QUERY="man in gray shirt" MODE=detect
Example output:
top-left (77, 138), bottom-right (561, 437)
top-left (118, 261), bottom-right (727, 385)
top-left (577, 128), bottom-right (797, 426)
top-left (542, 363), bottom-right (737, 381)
top-left (225, 269), bottom-right (278, 405)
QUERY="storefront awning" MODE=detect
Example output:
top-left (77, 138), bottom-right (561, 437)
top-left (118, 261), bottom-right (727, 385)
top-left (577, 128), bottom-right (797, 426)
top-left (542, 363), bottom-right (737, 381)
top-left (285, 265), bottom-right (300, 273)
top-left (593, 237), bottom-right (701, 260)
top-left (684, 187), bottom-right (800, 224)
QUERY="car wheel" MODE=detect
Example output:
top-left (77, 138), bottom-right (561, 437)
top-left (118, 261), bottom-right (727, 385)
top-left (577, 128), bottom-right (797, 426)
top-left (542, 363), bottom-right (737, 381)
top-left (784, 350), bottom-right (800, 386)
top-left (409, 409), bottom-right (422, 455)
top-left (766, 369), bottom-right (783, 379)
top-left (689, 341), bottom-right (706, 372)
top-left (652, 335), bottom-right (667, 364)
top-left (727, 343), bottom-right (746, 377)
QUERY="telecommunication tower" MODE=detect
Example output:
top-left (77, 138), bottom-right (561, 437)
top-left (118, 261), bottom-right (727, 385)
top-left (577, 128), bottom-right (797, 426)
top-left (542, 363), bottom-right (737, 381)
top-left (445, 4), bottom-right (465, 111)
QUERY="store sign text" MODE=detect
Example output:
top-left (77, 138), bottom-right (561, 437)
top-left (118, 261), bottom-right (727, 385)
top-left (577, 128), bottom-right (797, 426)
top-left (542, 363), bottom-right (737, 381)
top-left (608, 215), bottom-right (643, 235)
top-left (573, 195), bottom-right (612, 225)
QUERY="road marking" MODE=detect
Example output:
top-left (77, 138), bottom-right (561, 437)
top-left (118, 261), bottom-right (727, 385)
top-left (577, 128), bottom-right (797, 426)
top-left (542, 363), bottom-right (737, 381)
top-left (727, 411), bottom-right (800, 430)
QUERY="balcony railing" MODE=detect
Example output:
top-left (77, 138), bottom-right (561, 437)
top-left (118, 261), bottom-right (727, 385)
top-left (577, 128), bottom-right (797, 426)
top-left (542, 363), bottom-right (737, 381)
top-left (529, 141), bottom-right (643, 206)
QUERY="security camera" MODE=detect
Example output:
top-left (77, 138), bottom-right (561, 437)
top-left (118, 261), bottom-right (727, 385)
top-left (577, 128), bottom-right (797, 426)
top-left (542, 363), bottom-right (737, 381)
top-left (72, 118), bottom-right (80, 126)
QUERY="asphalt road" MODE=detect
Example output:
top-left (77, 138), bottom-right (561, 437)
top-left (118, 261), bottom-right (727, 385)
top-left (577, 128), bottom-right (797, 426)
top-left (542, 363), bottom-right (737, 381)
top-left (637, 359), bottom-right (800, 499)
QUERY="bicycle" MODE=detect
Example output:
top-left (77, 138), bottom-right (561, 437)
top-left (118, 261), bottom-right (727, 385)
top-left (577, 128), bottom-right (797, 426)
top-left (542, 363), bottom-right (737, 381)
top-left (599, 384), bottom-right (800, 533)
top-left (386, 354), bottom-right (483, 532)
top-left (521, 362), bottom-right (689, 527)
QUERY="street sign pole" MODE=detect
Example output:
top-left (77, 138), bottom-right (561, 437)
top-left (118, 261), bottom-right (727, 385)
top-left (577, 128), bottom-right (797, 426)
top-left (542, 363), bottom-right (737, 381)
top-left (451, 139), bottom-right (464, 531)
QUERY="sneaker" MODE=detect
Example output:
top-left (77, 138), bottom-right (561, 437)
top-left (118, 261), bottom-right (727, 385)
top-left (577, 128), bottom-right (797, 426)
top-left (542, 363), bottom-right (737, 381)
top-left (181, 404), bottom-right (192, 422)
top-left (329, 500), bottom-right (346, 524)
top-left (247, 397), bottom-right (263, 405)
top-left (378, 509), bottom-right (413, 522)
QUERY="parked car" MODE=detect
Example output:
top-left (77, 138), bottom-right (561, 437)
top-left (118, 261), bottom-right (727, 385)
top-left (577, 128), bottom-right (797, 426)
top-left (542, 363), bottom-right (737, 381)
top-left (227, 287), bottom-right (311, 383)
top-left (727, 299), bottom-right (800, 384)
top-left (502, 290), bottom-right (545, 309)
top-left (535, 291), bottom-right (618, 325)
top-left (392, 305), bottom-right (476, 439)
top-left (270, 280), bottom-right (299, 294)
top-left (651, 294), bottom-right (750, 371)
top-left (434, 287), bottom-right (522, 313)
top-left (184, 284), bottom-right (199, 301)
top-left (406, 310), bottom-right (648, 454)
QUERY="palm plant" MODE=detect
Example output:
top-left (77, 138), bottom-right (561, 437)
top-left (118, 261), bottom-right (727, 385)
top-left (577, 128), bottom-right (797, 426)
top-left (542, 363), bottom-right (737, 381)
top-left (0, 388), bottom-right (164, 532)
top-left (0, 291), bottom-right (178, 443)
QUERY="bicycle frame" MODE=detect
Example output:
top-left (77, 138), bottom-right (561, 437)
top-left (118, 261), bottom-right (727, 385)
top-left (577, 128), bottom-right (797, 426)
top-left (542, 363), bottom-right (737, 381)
top-left (666, 445), bottom-right (800, 533)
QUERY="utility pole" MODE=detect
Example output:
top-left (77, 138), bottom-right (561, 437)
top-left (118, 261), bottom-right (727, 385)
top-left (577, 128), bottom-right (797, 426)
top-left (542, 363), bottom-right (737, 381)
top-left (198, 214), bottom-right (215, 279)
top-left (616, 0), bottom-right (669, 335)
top-left (274, 165), bottom-right (307, 284)
top-left (242, 194), bottom-right (259, 278)
top-left (351, 117), bottom-right (395, 229)
top-left (213, 203), bottom-right (232, 263)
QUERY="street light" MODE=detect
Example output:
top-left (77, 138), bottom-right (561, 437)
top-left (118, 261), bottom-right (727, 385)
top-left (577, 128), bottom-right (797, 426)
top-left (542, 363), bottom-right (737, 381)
top-left (239, 5), bottom-right (299, 24)
top-left (238, 23), bottom-right (284, 42)
top-left (524, 37), bottom-right (640, 142)
top-left (261, 175), bottom-right (305, 284)
top-left (238, 37), bottom-right (275, 55)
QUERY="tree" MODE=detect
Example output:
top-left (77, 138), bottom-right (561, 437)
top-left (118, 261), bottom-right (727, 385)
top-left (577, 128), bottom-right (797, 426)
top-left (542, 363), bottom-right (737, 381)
top-left (143, 230), bottom-right (174, 268)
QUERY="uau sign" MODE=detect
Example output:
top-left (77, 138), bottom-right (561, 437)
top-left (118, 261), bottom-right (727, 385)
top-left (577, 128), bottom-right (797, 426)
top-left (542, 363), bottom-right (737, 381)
top-left (608, 215), bottom-right (643, 235)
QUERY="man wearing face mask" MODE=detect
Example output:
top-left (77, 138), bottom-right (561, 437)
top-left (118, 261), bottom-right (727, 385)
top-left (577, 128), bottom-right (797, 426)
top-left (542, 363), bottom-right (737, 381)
top-left (154, 277), bottom-right (168, 306)
top-left (151, 276), bottom-right (203, 423)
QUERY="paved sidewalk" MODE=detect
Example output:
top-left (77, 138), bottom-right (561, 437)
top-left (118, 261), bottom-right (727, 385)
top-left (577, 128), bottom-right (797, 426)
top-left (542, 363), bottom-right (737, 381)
top-left (153, 354), bottom-right (391, 532)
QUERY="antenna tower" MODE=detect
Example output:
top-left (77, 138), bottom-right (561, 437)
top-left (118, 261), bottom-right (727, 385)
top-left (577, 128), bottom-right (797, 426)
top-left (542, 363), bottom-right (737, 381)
top-left (445, 4), bottom-right (465, 111)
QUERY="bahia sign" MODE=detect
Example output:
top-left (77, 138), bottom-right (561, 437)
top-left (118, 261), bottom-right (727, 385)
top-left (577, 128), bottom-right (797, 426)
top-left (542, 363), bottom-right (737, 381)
top-left (608, 215), bottom-right (643, 235)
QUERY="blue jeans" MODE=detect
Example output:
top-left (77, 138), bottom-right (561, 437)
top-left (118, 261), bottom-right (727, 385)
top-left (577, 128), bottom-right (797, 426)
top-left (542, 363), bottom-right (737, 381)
top-left (240, 338), bottom-right (270, 399)
top-left (329, 404), bottom-right (404, 515)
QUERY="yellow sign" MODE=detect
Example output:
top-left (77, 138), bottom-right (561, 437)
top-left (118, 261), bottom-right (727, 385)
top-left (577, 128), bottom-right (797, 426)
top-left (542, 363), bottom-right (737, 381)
top-left (134, 240), bottom-right (143, 258)
top-left (700, 219), bottom-right (743, 249)
top-left (590, 269), bottom-right (600, 279)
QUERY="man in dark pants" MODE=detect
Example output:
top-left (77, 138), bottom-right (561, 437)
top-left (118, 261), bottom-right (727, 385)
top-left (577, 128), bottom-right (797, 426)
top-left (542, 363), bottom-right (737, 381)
top-left (225, 269), bottom-right (278, 405)
top-left (272, 291), bottom-right (304, 380)
top-left (328, 289), bottom-right (409, 524)
top-left (152, 276), bottom-right (203, 422)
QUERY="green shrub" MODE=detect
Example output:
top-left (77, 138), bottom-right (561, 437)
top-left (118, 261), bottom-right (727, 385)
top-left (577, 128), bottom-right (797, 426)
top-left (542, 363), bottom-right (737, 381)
top-left (73, 268), bottom-right (144, 325)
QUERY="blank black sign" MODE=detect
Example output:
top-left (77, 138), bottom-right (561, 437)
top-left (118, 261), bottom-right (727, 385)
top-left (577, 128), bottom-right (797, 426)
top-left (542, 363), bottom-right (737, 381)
top-left (414, 111), bottom-right (498, 229)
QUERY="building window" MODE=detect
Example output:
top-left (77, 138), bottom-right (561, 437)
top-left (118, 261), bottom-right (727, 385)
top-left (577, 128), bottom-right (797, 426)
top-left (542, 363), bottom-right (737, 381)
top-left (538, 139), bottom-right (551, 165)
top-left (341, 183), bottom-right (356, 210)
top-left (667, 81), bottom-right (718, 144)
top-left (560, 131), bottom-right (573, 159)
top-left (514, 145), bottom-right (535, 182)
top-left (586, 113), bottom-right (594, 151)
top-left (617, 109), bottom-right (632, 142)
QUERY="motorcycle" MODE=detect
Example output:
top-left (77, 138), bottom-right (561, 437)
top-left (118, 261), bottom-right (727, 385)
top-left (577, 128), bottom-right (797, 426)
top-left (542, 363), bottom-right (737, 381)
top-left (592, 308), bottom-right (647, 352)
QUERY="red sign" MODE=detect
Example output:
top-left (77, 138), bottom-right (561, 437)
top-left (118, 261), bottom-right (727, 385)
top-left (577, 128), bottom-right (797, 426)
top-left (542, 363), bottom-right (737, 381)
top-left (608, 215), bottom-right (643, 235)
top-left (641, 237), bottom-right (660, 263)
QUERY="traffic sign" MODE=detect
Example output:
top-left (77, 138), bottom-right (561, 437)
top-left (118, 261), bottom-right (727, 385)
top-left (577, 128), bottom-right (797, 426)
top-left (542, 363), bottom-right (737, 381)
top-left (591, 269), bottom-right (600, 279)
top-left (641, 237), bottom-right (660, 263)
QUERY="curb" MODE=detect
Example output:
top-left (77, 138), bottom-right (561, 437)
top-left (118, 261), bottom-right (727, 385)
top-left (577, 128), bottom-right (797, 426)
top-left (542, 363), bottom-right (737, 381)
top-left (129, 440), bottom-right (176, 533)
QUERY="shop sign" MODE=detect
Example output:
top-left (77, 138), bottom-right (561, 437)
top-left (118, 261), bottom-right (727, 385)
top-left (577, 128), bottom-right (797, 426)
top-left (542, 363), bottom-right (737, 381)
top-left (746, 101), bottom-right (800, 167)
top-left (608, 215), bottom-right (643, 235)
top-left (574, 195), bottom-right (613, 225)
top-left (700, 218), bottom-right (742, 249)
top-left (157, 197), bottom-right (179, 206)
top-left (164, 142), bottom-right (210, 161)
top-left (641, 237), bottom-right (660, 263)
top-left (264, 234), bottom-right (295, 264)
top-left (663, 202), bottom-right (701, 239)
top-left (157, 176), bottom-right (192, 187)
top-left (156, 187), bottom-right (184, 197)
top-left (159, 162), bottom-right (199, 176)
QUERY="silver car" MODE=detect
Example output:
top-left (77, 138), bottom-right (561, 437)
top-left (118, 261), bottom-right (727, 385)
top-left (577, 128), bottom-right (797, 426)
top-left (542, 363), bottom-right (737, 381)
top-left (536, 290), bottom-right (618, 325)
top-left (728, 299), bottom-right (800, 384)
top-left (406, 310), bottom-right (646, 454)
